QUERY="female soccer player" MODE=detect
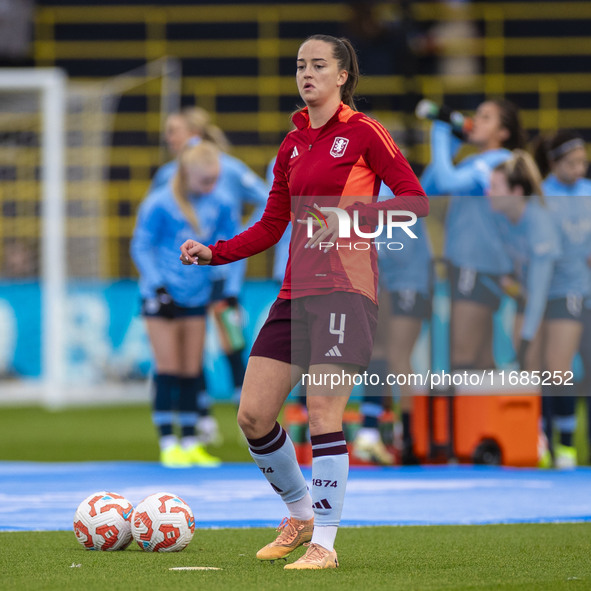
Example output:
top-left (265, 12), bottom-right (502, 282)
top-left (534, 131), bottom-right (591, 468)
top-left (534, 130), bottom-right (591, 199)
top-left (131, 142), bottom-right (235, 468)
top-left (180, 35), bottom-right (428, 569)
top-left (581, 294), bottom-right (591, 464)
top-left (353, 184), bottom-right (432, 466)
top-left (153, 107), bottom-right (269, 428)
top-left (150, 107), bottom-right (231, 192)
top-left (421, 99), bottom-right (526, 371)
top-left (487, 151), bottom-right (560, 371)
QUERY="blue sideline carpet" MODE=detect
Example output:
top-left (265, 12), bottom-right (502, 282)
top-left (1, 462), bottom-right (591, 531)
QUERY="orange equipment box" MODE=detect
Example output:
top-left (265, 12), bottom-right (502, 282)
top-left (412, 389), bottom-right (540, 466)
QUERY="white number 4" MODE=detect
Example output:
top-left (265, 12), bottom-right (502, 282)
top-left (329, 313), bottom-right (346, 344)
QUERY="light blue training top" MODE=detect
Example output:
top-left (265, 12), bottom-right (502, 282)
top-left (494, 199), bottom-right (561, 340)
top-left (543, 174), bottom-right (591, 198)
top-left (149, 149), bottom-right (269, 297)
top-left (541, 179), bottom-right (591, 299)
top-left (131, 183), bottom-right (236, 308)
top-left (376, 185), bottom-right (433, 296)
top-left (267, 156), bottom-right (292, 284)
top-left (421, 121), bottom-right (513, 274)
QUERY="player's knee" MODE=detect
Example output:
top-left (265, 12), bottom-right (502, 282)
top-left (236, 406), bottom-right (254, 431)
top-left (307, 401), bottom-right (339, 434)
top-left (237, 407), bottom-right (270, 439)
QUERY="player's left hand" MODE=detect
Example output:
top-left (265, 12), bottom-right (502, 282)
top-left (297, 204), bottom-right (349, 253)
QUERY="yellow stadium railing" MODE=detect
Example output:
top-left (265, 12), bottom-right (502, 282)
top-left (29, 1), bottom-right (591, 278)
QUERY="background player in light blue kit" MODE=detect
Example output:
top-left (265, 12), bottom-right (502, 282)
top-left (267, 156), bottom-right (291, 286)
top-left (488, 151), bottom-right (561, 370)
top-left (534, 131), bottom-right (591, 467)
top-left (488, 151), bottom-right (564, 466)
top-left (421, 99), bottom-right (526, 371)
top-left (131, 142), bottom-right (235, 468)
top-left (153, 107), bottom-right (269, 434)
top-left (353, 185), bottom-right (432, 465)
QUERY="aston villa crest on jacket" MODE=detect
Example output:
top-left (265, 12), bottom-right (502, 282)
top-left (330, 137), bottom-right (349, 158)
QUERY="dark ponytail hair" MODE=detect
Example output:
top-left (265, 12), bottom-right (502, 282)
top-left (302, 34), bottom-right (360, 110)
top-left (489, 99), bottom-right (527, 150)
top-left (533, 130), bottom-right (585, 177)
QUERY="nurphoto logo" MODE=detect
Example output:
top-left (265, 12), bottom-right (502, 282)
top-left (302, 205), bottom-right (418, 252)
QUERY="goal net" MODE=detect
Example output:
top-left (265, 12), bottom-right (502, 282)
top-left (0, 59), bottom-right (181, 407)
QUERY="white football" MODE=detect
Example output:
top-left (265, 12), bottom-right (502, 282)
top-left (73, 491), bottom-right (134, 551)
top-left (131, 491), bottom-right (195, 552)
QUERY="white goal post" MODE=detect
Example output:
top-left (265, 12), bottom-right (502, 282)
top-left (0, 68), bottom-right (67, 408)
top-left (0, 60), bottom-right (182, 408)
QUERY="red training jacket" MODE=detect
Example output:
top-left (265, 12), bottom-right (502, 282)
top-left (209, 103), bottom-right (428, 304)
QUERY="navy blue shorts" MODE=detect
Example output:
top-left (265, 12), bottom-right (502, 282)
top-left (389, 289), bottom-right (431, 319)
top-left (250, 292), bottom-right (378, 370)
top-left (449, 265), bottom-right (503, 310)
top-left (545, 295), bottom-right (584, 321)
top-left (209, 279), bottom-right (226, 303)
top-left (141, 299), bottom-right (207, 319)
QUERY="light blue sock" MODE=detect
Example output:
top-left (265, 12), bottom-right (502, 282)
top-left (248, 422), bottom-right (309, 505)
top-left (309, 431), bottom-right (349, 528)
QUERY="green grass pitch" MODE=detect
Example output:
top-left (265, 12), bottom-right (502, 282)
top-left (0, 403), bottom-right (252, 463)
top-left (1, 403), bottom-right (590, 590)
top-left (2, 524), bottom-right (591, 591)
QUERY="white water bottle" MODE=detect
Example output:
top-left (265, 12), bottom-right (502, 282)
top-left (415, 99), bottom-right (472, 138)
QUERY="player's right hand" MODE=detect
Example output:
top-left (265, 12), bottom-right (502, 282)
top-left (500, 274), bottom-right (522, 299)
top-left (179, 239), bottom-right (212, 266)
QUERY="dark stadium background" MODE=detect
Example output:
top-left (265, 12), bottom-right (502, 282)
top-left (14, 0), bottom-right (590, 279)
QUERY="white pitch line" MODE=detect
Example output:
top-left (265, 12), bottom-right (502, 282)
top-left (169, 566), bottom-right (223, 571)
